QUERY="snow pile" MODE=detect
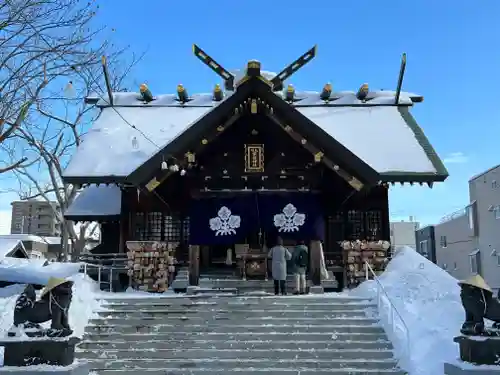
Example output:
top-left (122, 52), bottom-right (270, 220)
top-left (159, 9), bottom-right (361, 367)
top-left (353, 246), bottom-right (464, 375)
top-left (0, 261), bottom-right (81, 285)
top-left (0, 273), bottom-right (100, 366)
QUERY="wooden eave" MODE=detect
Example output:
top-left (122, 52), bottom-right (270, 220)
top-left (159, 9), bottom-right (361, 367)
top-left (63, 213), bottom-right (121, 223)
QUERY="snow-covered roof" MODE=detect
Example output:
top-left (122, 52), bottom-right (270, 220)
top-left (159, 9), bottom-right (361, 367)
top-left (65, 185), bottom-right (121, 219)
top-left (0, 234), bottom-right (60, 245)
top-left (297, 107), bottom-right (436, 174)
top-left (63, 88), bottom-right (440, 181)
top-left (63, 106), bottom-right (213, 179)
top-left (0, 239), bottom-right (27, 259)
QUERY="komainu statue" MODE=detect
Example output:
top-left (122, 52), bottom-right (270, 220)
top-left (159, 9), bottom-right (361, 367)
top-left (8, 277), bottom-right (74, 338)
top-left (459, 275), bottom-right (500, 336)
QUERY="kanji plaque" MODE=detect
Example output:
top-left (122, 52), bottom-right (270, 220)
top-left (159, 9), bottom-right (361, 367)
top-left (244, 144), bottom-right (264, 172)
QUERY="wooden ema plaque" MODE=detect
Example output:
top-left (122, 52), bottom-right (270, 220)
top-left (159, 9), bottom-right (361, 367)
top-left (244, 144), bottom-right (264, 172)
top-left (126, 241), bottom-right (177, 293)
top-left (341, 240), bottom-right (390, 288)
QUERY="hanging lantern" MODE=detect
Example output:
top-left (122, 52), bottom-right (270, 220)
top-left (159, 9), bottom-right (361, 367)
top-left (213, 84), bottom-right (223, 101)
top-left (320, 83), bottom-right (332, 101)
top-left (285, 84), bottom-right (295, 102)
top-left (357, 83), bottom-right (369, 100)
top-left (201, 139), bottom-right (208, 145)
top-left (185, 151), bottom-right (196, 163)
top-left (180, 169), bottom-right (187, 176)
top-left (140, 83), bottom-right (153, 102)
top-left (177, 84), bottom-right (188, 103)
top-left (161, 161), bottom-right (168, 170)
top-left (314, 151), bottom-right (323, 163)
top-left (169, 164), bottom-right (179, 172)
top-left (131, 136), bottom-right (139, 149)
top-left (64, 81), bottom-right (75, 98)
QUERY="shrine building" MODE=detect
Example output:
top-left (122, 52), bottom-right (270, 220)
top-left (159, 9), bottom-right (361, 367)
top-left (62, 45), bottom-right (448, 291)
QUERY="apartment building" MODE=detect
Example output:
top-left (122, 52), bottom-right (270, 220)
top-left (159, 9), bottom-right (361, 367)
top-left (415, 225), bottom-right (437, 263)
top-left (10, 200), bottom-right (61, 237)
top-left (433, 164), bottom-right (500, 289)
top-left (390, 217), bottom-right (420, 249)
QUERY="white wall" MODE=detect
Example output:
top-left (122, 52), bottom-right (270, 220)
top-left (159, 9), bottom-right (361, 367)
top-left (390, 220), bottom-right (420, 249)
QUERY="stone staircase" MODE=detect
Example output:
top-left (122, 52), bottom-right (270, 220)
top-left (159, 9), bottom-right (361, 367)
top-left (171, 267), bottom-right (339, 293)
top-left (77, 294), bottom-right (406, 374)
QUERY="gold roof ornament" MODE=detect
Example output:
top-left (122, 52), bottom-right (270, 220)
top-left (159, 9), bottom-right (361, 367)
top-left (459, 275), bottom-right (492, 293)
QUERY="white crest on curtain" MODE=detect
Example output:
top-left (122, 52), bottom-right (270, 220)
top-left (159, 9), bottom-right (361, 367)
top-left (209, 206), bottom-right (241, 236)
top-left (273, 203), bottom-right (306, 232)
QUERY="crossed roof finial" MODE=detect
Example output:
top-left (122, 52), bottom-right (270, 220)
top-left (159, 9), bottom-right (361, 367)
top-left (192, 44), bottom-right (317, 92)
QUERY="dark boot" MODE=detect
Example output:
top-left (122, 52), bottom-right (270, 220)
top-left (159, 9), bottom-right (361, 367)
top-left (280, 280), bottom-right (286, 295)
top-left (274, 280), bottom-right (279, 295)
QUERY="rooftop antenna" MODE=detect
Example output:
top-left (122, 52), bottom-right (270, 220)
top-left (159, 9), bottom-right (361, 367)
top-left (101, 56), bottom-right (114, 106)
top-left (271, 45), bottom-right (317, 92)
top-left (394, 53), bottom-right (407, 105)
top-left (192, 44), bottom-right (235, 91)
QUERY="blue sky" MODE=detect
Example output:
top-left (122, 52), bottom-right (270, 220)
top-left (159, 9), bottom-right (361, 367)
top-left (0, 0), bottom-right (498, 229)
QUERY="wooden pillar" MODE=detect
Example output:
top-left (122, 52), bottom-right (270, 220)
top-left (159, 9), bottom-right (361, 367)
top-left (189, 245), bottom-right (200, 286)
top-left (310, 240), bottom-right (322, 286)
top-left (118, 189), bottom-right (129, 253)
top-left (201, 245), bottom-right (210, 269)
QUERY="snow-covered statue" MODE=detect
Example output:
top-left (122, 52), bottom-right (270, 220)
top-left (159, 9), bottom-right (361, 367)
top-left (8, 277), bottom-right (73, 338)
top-left (459, 275), bottom-right (500, 336)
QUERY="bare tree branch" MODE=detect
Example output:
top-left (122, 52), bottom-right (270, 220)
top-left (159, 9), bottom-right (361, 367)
top-left (4, 0), bottom-right (143, 260)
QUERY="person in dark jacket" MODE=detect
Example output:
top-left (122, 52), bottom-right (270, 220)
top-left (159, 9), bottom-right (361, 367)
top-left (293, 240), bottom-right (309, 295)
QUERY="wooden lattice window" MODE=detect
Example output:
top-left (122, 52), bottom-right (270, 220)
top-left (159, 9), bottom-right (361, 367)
top-left (347, 210), bottom-right (364, 240)
top-left (164, 216), bottom-right (182, 242)
top-left (182, 217), bottom-right (190, 245)
top-left (134, 212), bottom-right (163, 241)
top-left (147, 212), bottom-right (163, 241)
top-left (365, 210), bottom-right (382, 241)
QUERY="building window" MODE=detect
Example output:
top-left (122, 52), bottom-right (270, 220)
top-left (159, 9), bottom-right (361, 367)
top-left (440, 235), bottom-right (447, 248)
top-left (442, 263), bottom-right (448, 270)
top-left (469, 250), bottom-right (480, 275)
top-left (495, 206), bottom-right (500, 220)
top-left (466, 203), bottom-right (476, 231)
top-left (454, 262), bottom-right (458, 270)
top-left (493, 180), bottom-right (498, 189)
top-left (419, 240), bottom-right (428, 257)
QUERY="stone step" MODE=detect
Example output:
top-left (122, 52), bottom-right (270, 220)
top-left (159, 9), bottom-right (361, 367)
top-left (82, 332), bottom-right (388, 342)
top-left (83, 358), bottom-right (399, 371)
top-left (84, 323), bottom-right (385, 334)
top-left (100, 302), bottom-right (376, 311)
top-left (78, 339), bottom-right (394, 351)
top-left (89, 370), bottom-right (405, 375)
top-left (188, 286), bottom-right (238, 296)
top-left (89, 316), bottom-right (380, 326)
top-left (97, 295), bottom-right (371, 304)
top-left (96, 309), bottom-right (370, 319)
top-left (76, 348), bottom-right (395, 360)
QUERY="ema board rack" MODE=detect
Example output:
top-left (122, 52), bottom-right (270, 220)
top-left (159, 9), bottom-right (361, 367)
top-left (126, 241), bottom-right (177, 293)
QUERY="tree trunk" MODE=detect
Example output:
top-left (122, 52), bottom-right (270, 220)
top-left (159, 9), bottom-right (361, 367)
top-left (61, 226), bottom-right (70, 262)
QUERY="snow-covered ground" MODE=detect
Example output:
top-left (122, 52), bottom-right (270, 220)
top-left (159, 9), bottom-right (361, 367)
top-left (0, 247), bottom-right (497, 374)
top-left (352, 246), bottom-right (499, 375)
top-left (0, 273), bottom-right (101, 366)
